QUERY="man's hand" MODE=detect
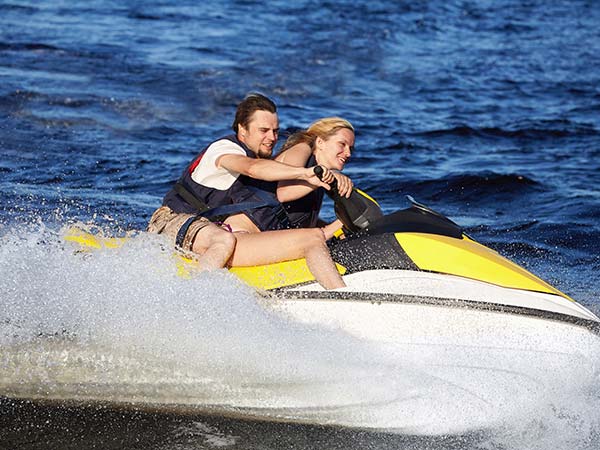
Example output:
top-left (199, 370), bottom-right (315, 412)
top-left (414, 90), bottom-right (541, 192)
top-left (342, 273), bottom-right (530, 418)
top-left (305, 166), bottom-right (334, 189)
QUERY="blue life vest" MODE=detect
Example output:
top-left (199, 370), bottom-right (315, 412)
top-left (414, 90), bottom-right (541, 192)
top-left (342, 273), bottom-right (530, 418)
top-left (162, 135), bottom-right (290, 231)
top-left (283, 154), bottom-right (325, 228)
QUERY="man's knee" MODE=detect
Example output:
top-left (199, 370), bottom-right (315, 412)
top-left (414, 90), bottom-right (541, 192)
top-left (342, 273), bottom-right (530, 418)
top-left (195, 225), bottom-right (236, 252)
top-left (214, 228), bottom-right (237, 250)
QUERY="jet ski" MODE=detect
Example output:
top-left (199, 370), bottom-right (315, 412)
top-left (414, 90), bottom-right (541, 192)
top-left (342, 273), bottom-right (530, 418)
top-left (21, 176), bottom-right (600, 433)
top-left (64, 172), bottom-right (599, 328)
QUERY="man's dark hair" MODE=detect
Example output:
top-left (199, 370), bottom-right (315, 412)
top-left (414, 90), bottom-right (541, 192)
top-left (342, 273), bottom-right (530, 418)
top-left (232, 93), bottom-right (277, 133)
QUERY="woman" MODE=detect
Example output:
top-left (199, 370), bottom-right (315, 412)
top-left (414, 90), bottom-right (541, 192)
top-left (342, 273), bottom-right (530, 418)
top-left (275, 117), bottom-right (355, 239)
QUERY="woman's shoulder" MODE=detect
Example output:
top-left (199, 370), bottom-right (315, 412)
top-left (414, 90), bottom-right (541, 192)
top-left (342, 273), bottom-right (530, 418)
top-left (275, 141), bottom-right (312, 165)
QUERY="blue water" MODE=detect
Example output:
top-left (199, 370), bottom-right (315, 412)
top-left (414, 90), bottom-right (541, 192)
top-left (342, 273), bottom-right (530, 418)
top-left (1, 0), bottom-right (600, 449)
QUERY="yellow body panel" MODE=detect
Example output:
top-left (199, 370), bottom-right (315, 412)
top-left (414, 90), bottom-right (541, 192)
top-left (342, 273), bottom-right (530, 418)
top-left (231, 261), bottom-right (345, 290)
top-left (395, 232), bottom-right (569, 299)
top-left (64, 228), bottom-right (127, 249)
top-left (64, 227), bottom-right (568, 297)
top-left (355, 189), bottom-right (380, 206)
top-left (172, 255), bottom-right (327, 289)
top-left (177, 257), bottom-right (346, 290)
top-left (64, 228), bottom-right (343, 290)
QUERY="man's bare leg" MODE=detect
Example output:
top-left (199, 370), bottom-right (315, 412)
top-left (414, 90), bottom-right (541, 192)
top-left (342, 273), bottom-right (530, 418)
top-left (191, 224), bottom-right (236, 270)
top-left (302, 230), bottom-right (345, 290)
top-left (230, 228), bottom-right (345, 290)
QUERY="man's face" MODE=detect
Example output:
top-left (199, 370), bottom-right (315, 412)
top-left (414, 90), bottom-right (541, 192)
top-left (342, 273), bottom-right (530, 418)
top-left (238, 110), bottom-right (279, 158)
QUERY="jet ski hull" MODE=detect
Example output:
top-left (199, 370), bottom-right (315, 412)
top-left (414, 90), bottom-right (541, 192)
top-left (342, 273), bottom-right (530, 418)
top-left (2, 283), bottom-right (598, 434)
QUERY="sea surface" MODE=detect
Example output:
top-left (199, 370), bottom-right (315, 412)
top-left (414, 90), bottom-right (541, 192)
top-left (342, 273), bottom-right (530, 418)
top-left (1, 0), bottom-right (600, 449)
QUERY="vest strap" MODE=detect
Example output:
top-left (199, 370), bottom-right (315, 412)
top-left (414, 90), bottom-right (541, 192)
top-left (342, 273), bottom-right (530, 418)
top-left (174, 182), bottom-right (210, 213)
top-left (175, 215), bottom-right (203, 249)
top-left (174, 179), bottom-right (291, 228)
top-left (198, 200), bottom-right (276, 219)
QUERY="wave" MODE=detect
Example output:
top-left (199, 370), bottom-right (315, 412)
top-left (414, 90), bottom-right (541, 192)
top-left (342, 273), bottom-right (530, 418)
top-left (0, 4), bottom-right (36, 13)
top-left (442, 171), bottom-right (538, 191)
top-left (0, 89), bottom-right (44, 108)
top-left (127, 10), bottom-right (193, 22)
top-left (379, 172), bottom-right (540, 205)
top-left (0, 42), bottom-right (63, 53)
top-left (416, 120), bottom-right (598, 140)
top-left (513, 221), bottom-right (600, 254)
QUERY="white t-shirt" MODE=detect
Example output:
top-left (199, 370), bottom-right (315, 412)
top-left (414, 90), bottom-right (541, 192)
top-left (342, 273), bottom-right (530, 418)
top-left (190, 139), bottom-right (246, 190)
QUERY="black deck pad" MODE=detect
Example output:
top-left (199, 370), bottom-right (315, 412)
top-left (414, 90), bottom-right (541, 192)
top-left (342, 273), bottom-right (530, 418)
top-left (328, 233), bottom-right (418, 274)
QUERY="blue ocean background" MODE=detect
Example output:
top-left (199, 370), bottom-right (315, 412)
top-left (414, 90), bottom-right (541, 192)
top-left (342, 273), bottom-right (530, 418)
top-left (1, 1), bottom-right (600, 449)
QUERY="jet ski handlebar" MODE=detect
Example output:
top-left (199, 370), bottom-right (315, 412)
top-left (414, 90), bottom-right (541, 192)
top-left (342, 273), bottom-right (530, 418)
top-left (313, 165), bottom-right (384, 233)
top-left (314, 166), bottom-right (464, 238)
top-left (313, 165), bottom-right (339, 195)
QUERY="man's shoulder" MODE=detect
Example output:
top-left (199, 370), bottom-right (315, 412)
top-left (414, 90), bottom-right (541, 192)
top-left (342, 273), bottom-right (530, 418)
top-left (206, 135), bottom-right (247, 156)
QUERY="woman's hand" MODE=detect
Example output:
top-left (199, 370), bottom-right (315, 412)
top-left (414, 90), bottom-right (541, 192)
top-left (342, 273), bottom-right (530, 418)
top-left (332, 171), bottom-right (353, 198)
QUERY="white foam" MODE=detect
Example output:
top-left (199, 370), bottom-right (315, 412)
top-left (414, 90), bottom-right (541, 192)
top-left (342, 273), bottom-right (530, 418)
top-left (1, 224), bottom-right (600, 444)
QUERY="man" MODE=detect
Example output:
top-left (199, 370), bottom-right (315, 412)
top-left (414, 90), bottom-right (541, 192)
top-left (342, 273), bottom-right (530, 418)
top-left (148, 93), bottom-right (345, 289)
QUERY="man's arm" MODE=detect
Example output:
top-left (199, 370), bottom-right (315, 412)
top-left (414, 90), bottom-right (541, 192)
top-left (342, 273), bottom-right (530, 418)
top-left (217, 154), bottom-right (333, 189)
top-left (275, 143), bottom-right (316, 202)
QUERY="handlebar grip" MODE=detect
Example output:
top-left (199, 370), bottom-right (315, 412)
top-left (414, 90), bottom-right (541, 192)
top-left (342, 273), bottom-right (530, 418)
top-left (313, 165), bottom-right (339, 196)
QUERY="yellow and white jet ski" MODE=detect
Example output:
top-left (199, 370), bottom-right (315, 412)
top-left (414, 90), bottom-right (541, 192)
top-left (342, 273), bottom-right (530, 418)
top-left (65, 179), bottom-right (599, 330)
top-left (64, 177), bottom-right (600, 335)
top-left (55, 179), bottom-right (600, 433)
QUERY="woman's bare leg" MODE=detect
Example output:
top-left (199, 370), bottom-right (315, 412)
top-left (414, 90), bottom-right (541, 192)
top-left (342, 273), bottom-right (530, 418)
top-left (230, 228), bottom-right (345, 290)
top-left (191, 224), bottom-right (237, 270)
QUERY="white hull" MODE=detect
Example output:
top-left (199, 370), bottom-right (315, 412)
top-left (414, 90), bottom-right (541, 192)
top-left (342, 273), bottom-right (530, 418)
top-left (254, 270), bottom-right (600, 432)
top-left (289, 269), bottom-right (599, 322)
top-left (2, 270), bottom-right (599, 434)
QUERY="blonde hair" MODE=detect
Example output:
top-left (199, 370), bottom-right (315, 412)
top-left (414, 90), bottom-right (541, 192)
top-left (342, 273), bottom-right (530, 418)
top-left (281, 117), bottom-right (354, 152)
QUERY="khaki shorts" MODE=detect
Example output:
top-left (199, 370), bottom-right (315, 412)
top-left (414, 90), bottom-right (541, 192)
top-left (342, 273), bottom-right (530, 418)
top-left (147, 206), bottom-right (212, 252)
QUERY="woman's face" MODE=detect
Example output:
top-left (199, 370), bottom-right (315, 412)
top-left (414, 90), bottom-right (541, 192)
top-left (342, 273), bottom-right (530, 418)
top-left (315, 128), bottom-right (354, 170)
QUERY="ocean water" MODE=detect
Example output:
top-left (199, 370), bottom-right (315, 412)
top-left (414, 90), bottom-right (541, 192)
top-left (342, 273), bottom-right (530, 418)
top-left (1, 0), bottom-right (600, 449)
